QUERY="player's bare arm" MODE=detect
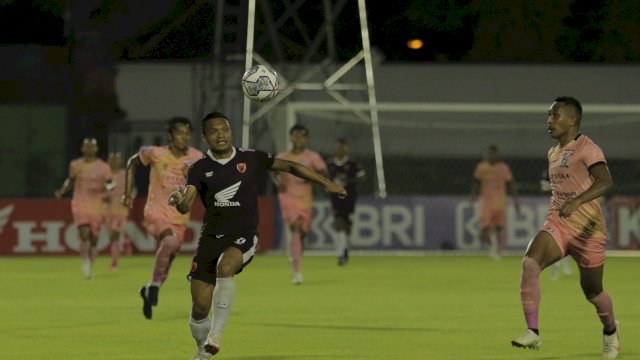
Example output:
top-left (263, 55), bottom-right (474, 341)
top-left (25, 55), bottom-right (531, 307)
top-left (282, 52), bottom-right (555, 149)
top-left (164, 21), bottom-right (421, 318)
top-left (559, 163), bottom-right (613, 218)
top-left (169, 185), bottom-right (197, 214)
top-left (271, 158), bottom-right (347, 198)
top-left (54, 177), bottom-right (74, 199)
top-left (122, 153), bottom-right (141, 208)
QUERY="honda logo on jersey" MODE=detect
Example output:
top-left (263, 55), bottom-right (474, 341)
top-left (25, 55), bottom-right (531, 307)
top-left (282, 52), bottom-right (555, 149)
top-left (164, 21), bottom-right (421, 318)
top-left (237, 163), bottom-right (246, 173)
top-left (214, 181), bottom-right (241, 207)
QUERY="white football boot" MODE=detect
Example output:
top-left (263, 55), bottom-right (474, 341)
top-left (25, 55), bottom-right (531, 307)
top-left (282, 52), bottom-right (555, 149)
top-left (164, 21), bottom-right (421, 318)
top-left (511, 329), bottom-right (541, 350)
top-left (602, 321), bottom-right (620, 359)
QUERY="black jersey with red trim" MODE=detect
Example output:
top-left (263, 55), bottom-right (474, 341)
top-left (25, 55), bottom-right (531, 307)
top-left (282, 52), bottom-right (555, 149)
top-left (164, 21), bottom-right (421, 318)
top-left (186, 147), bottom-right (274, 237)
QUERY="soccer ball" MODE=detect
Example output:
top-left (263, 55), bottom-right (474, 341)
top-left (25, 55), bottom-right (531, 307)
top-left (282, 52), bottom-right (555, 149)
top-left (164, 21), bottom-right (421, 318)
top-left (241, 65), bottom-right (279, 102)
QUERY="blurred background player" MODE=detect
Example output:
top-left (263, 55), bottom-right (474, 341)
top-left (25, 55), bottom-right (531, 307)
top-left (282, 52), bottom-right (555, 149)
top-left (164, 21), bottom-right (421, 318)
top-left (273, 124), bottom-right (328, 284)
top-left (104, 151), bottom-right (130, 270)
top-left (540, 169), bottom-right (573, 281)
top-left (471, 144), bottom-right (520, 260)
top-left (167, 112), bottom-right (346, 359)
top-left (327, 138), bottom-right (365, 265)
top-left (511, 96), bottom-right (619, 359)
top-left (122, 117), bottom-right (203, 319)
top-left (54, 137), bottom-right (112, 279)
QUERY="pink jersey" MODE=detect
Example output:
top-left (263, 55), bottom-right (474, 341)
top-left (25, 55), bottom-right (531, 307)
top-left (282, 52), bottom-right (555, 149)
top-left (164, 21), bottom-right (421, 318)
top-left (106, 168), bottom-right (129, 217)
top-left (139, 146), bottom-right (203, 225)
top-left (69, 158), bottom-right (112, 216)
top-left (473, 161), bottom-right (513, 211)
top-left (547, 134), bottom-right (607, 237)
top-left (276, 149), bottom-right (327, 209)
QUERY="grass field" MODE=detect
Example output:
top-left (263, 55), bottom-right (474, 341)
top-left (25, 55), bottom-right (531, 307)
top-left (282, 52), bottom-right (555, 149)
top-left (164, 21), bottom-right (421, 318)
top-left (0, 253), bottom-right (637, 360)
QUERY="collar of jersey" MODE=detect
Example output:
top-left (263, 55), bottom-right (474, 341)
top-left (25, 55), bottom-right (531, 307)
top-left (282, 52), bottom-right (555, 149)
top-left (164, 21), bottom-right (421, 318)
top-left (207, 147), bottom-right (236, 165)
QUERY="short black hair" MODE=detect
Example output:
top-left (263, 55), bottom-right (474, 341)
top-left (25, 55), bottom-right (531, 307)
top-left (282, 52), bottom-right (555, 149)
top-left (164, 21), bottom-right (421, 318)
top-left (290, 124), bottom-right (308, 136)
top-left (167, 116), bottom-right (193, 134)
top-left (201, 111), bottom-right (230, 133)
top-left (555, 96), bottom-right (582, 124)
top-left (337, 138), bottom-right (348, 145)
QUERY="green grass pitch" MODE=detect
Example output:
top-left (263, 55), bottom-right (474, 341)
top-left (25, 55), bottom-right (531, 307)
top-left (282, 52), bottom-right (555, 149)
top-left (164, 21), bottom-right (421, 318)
top-left (0, 254), bottom-right (637, 359)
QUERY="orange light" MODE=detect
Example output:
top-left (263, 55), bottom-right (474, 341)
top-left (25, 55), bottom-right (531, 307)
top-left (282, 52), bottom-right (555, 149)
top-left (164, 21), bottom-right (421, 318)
top-left (407, 38), bottom-right (424, 50)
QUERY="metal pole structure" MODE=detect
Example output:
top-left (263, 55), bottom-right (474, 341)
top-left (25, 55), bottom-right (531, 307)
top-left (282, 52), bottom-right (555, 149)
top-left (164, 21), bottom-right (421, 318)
top-left (241, 0), bottom-right (257, 148)
top-left (357, 0), bottom-right (387, 198)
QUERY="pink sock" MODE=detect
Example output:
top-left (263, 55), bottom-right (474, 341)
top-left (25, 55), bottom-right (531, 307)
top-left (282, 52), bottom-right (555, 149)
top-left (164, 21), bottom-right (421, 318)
top-left (152, 235), bottom-right (179, 284)
top-left (89, 246), bottom-right (98, 263)
top-left (110, 241), bottom-right (120, 267)
top-left (290, 231), bottom-right (302, 273)
top-left (520, 257), bottom-right (541, 330)
top-left (79, 241), bottom-right (90, 261)
top-left (589, 291), bottom-right (616, 331)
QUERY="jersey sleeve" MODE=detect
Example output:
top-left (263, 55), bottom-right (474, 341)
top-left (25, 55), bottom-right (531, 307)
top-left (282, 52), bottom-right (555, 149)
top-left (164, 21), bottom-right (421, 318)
top-left (473, 162), bottom-right (482, 180)
top-left (68, 160), bottom-right (78, 179)
top-left (186, 162), bottom-right (201, 191)
top-left (582, 141), bottom-right (607, 169)
top-left (503, 163), bottom-right (514, 182)
top-left (138, 146), bottom-right (156, 166)
top-left (257, 150), bottom-right (275, 170)
top-left (311, 152), bottom-right (327, 172)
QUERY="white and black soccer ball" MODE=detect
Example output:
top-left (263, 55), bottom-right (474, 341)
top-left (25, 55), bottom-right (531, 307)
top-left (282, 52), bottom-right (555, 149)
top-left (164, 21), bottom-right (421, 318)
top-left (241, 65), bottom-right (279, 102)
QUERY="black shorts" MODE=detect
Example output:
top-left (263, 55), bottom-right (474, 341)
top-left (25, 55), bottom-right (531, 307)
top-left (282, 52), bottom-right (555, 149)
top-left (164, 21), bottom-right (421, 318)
top-left (331, 198), bottom-right (356, 220)
top-left (187, 232), bottom-right (259, 284)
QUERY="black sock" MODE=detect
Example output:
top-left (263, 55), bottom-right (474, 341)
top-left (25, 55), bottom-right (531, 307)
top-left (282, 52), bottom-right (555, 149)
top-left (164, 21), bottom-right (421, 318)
top-left (529, 328), bottom-right (539, 335)
top-left (604, 327), bottom-right (616, 336)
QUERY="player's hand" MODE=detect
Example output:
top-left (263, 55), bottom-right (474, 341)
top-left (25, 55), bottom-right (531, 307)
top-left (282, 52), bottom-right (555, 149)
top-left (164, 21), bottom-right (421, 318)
top-left (559, 199), bottom-right (580, 218)
top-left (540, 179), bottom-right (552, 192)
top-left (121, 193), bottom-right (133, 209)
top-left (325, 182), bottom-right (347, 199)
top-left (168, 188), bottom-right (185, 206)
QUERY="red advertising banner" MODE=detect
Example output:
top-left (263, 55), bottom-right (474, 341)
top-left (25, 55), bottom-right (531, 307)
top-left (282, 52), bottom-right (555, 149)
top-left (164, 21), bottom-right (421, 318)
top-left (0, 197), bottom-right (275, 255)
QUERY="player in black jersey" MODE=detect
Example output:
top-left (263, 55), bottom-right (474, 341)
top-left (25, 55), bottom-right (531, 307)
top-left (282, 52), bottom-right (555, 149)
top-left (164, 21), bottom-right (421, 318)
top-left (327, 138), bottom-right (365, 265)
top-left (168, 112), bottom-right (347, 359)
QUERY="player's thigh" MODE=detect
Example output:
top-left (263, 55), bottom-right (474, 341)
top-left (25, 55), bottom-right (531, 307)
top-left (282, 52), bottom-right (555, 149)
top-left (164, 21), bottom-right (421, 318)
top-left (578, 264), bottom-right (604, 299)
top-left (524, 230), bottom-right (563, 269)
top-left (217, 246), bottom-right (244, 277)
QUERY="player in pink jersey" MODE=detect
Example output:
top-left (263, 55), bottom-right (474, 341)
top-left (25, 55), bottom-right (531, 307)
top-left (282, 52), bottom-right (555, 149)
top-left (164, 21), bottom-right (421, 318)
top-left (55, 137), bottom-right (112, 279)
top-left (471, 144), bottom-right (519, 260)
top-left (122, 117), bottom-right (204, 320)
top-left (511, 97), bottom-right (620, 359)
top-left (104, 151), bottom-right (130, 271)
top-left (273, 124), bottom-right (328, 285)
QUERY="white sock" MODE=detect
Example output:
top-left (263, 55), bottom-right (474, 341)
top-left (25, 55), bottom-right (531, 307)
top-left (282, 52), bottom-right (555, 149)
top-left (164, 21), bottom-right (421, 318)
top-left (189, 314), bottom-right (211, 349)
top-left (335, 232), bottom-right (347, 256)
top-left (211, 278), bottom-right (235, 334)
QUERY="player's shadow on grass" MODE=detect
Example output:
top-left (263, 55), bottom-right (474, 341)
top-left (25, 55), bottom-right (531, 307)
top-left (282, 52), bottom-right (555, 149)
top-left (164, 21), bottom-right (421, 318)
top-left (245, 322), bottom-right (435, 332)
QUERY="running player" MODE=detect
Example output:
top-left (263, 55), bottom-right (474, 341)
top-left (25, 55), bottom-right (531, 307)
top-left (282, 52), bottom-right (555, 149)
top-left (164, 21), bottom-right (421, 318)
top-left (54, 137), bottom-right (112, 279)
top-left (104, 151), bottom-right (129, 270)
top-left (511, 96), bottom-right (620, 359)
top-left (168, 112), bottom-right (346, 359)
top-left (540, 169), bottom-right (573, 281)
top-left (122, 117), bottom-right (203, 320)
top-left (327, 138), bottom-right (365, 265)
top-left (471, 144), bottom-right (520, 260)
top-left (273, 124), bottom-right (328, 284)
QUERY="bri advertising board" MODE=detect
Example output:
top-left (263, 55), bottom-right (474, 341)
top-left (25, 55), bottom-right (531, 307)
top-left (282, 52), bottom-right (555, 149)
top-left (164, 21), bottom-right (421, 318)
top-left (305, 196), bottom-right (637, 252)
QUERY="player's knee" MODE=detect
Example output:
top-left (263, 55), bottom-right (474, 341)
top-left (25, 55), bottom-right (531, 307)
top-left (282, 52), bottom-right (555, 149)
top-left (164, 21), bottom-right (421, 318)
top-left (191, 300), bottom-right (211, 320)
top-left (216, 262), bottom-right (239, 278)
top-left (522, 257), bottom-right (541, 277)
top-left (582, 284), bottom-right (603, 301)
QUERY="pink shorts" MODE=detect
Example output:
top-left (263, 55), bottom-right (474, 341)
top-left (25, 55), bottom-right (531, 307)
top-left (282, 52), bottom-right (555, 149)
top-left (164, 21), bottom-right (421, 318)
top-left (279, 198), bottom-right (312, 233)
top-left (72, 211), bottom-right (102, 237)
top-left (542, 213), bottom-right (606, 268)
top-left (106, 214), bottom-right (128, 232)
top-left (480, 206), bottom-right (506, 229)
top-left (144, 216), bottom-right (187, 244)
